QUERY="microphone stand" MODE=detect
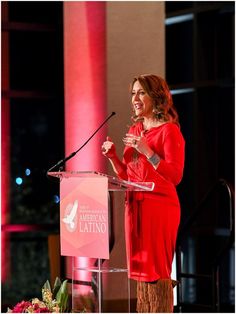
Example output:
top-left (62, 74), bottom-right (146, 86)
top-left (47, 111), bottom-right (116, 174)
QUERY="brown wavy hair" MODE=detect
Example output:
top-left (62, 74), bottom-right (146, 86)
top-left (130, 74), bottom-right (179, 126)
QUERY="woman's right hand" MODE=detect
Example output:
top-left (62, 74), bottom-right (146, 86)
top-left (101, 136), bottom-right (116, 158)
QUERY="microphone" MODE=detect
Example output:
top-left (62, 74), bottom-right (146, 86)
top-left (47, 111), bottom-right (116, 174)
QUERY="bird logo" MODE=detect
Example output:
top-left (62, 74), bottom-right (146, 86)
top-left (62, 200), bottom-right (78, 232)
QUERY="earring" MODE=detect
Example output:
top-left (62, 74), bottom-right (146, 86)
top-left (152, 108), bottom-right (163, 120)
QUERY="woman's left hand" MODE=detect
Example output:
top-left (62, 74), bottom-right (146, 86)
top-left (122, 131), bottom-right (154, 158)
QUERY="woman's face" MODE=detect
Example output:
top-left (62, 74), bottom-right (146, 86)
top-left (132, 80), bottom-right (154, 118)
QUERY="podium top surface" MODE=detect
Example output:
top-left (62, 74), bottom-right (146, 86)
top-left (47, 171), bottom-right (154, 192)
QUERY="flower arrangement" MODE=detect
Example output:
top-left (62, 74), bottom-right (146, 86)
top-left (7, 277), bottom-right (69, 313)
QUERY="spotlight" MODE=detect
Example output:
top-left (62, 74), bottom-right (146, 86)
top-left (16, 177), bottom-right (23, 185)
top-left (25, 168), bottom-right (31, 176)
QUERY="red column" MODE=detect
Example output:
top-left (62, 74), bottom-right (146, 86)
top-left (1, 2), bottom-right (10, 282)
top-left (63, 1), bottom-right (107, 293)
top-left (64, 1), bottom-right (106, 172)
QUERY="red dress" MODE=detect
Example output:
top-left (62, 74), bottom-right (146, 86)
top-left (118, 122), bottom-right (185, 282)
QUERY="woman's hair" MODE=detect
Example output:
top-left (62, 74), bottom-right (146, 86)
top-left (130, 74), bottom-right (179, 126)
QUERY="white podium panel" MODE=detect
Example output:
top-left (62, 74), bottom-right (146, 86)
top-left (72, 264), bottom-right (130, 313)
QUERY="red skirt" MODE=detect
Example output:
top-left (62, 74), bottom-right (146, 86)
top-left (125, 191), bottom-right (180, 282)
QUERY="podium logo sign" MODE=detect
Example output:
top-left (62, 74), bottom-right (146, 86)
top-left (60, 177), bottom-right (109, 259)
top-left (62, 200), bottom-right (78, 232)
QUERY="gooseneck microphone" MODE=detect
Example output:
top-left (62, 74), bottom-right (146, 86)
top-left (47, 111), bottom-right (116, 174)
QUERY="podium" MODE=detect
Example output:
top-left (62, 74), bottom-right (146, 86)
top-left (48, 171), bottom-right (154, 312)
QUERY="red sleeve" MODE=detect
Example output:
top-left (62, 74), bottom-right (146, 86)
top-left (117, 124), bottom-right (139, 181)
top-left (157, 124), bottom-right (185, 185)
top-left (117, 167), bottom-right (128, 180)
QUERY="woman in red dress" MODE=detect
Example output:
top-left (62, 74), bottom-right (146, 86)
top-left (102, 74), bottom-right (185, 312)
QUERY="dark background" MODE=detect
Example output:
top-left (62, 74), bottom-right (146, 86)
top-left (1, 1), bottom-right (235, 312)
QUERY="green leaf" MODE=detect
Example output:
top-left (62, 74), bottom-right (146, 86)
top-left (60, 293), bottom-right (68, 312)
top-left (57, 279), bottom-right (68, 298)
top-left (56, 280), bottom-right (68, 312)
top-left (52, 277), bottom-right (61, 298)
top-left (42, 279), bottom-right (51, 292)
